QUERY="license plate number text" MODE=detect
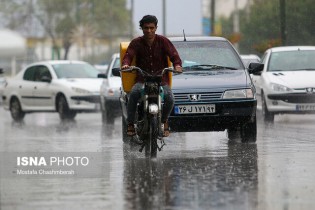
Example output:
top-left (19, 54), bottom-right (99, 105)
top-left (174, 104), bottom-right (215, 114)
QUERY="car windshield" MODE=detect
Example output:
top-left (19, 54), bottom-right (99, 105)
top-left (52, 63), bottom-right (100, 78)
top-left (173, 40), bottom-right (244, 71)
top-left (268, 50), bottom-right (315, 71)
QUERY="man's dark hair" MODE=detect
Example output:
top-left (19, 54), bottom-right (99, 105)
top-left (139, 15), bottom-right (158, 28)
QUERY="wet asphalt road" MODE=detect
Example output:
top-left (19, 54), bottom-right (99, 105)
top-left (1, 106), bottom-right (315, 210)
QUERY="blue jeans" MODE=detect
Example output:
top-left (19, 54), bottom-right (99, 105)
top-left (127, 83), bottom-right (174, 124)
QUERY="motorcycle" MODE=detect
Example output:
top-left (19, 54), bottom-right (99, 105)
top-left (113, 66), bottom-right (179, 158)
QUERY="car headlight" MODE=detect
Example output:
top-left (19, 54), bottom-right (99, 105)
top-left (270, 83), bottom-right (292, 92)
top-left (107, 88), bottom-right (119, 96)
top-left (223, 89), bottom-right (254, 99)
top-left (72, 87), bottom-right (91, 94)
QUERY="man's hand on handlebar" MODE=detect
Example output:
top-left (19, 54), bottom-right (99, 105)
top-left (121, 65), bottom-right (130, 70)
top-left (175, 65), bottom-right (183, 73)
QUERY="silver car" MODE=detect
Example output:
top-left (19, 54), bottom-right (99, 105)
top-left (98, 53), bottom-right (122, 124)
top-left (241, 54), bottom-right (261, 68)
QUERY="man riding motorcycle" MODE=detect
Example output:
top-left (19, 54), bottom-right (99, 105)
top-left (121, 15), bottom-right (182, 137)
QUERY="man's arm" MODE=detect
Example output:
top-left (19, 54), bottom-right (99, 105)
top-left (122, 40), bottom-right (137, 69)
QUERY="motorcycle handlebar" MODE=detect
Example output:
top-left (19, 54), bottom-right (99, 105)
top-left (120, 66), bottom-right (181, 76)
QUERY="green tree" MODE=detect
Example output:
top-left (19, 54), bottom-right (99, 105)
top-left (0, 0), bottom-right (130, 61)
top-left (284, 0), bottom-right (315, 45)
top-left (221, 0), bottom-right (315, 54)
top-left (34, 0), bottom-right (73, 59)
top-left (239, 0), bottom-right (282, 54)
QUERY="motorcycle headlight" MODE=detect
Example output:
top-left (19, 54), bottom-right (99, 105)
top-left (148, 104), bottom-right (159, 114)
top-left (270, 83), bottom-right (292, 92)
top-left (223, 89), bottom-right (254, 99)
top-left (72, 87), bottom-right (91, 94)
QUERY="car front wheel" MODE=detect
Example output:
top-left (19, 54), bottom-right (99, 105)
top-left (240, 116), bottom-right (257, 143)
top-left (262, 92), bottom-right (274, 122)
top-left (101, 100), bottom-right (114, 124)
top-left (57, 95), bottom-right (76, 120)
top-left (227, 128), bottom-right (240, 141)
top-left (10, 97), bottom-right (25, 121)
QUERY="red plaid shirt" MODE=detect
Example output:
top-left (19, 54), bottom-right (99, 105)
top-left (122, 34), bottom-right (182, 85)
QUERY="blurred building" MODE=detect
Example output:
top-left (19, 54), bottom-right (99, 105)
top-left (202, 0), bottom-right (250, 36)
top-left (0, 29), bottom-right (27, 76)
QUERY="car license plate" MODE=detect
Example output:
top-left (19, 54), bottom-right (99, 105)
top-left (296, 104), bottom-right (315, 111)
top-left (174, 104), bottom-right (215, 114)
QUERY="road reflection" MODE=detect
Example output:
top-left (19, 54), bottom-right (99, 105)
top-left (8, 114), bottom-right (78, 133)
top-left (55, 119), bottom-right (81, 133)
top-left (101, 124), bottom-right (115, 138)
top-left (2, 109), bottom-right (315, 209)
top-left (122, 142), bottom-right (258, 209)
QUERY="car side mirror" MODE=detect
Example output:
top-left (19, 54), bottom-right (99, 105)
top-left (112, 68), bottom-right (121, 77)
top-left (97, 73), bottom-right (107, 79)
top-left (248, 63), bottom-right (264, 75)
top-left (41, 76), bottom-right (52, 83)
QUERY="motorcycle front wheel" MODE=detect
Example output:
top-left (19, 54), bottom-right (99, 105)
top-left (145, 115), bottom-right (158, 158)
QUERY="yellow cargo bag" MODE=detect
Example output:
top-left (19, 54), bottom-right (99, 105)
top-left (120, 42), bottom-right (173, 93)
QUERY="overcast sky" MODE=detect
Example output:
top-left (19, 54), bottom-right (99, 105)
top-left (128, 0), bottom-right (203, 37)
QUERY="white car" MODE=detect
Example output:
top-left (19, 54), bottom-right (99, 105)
top-left (0, 77), bottom-right (6, 104)
top-left (98, 53), bottom-right (121, 124)
top-left (94, 64), bottom-right (108, 73)
top-left (2, 60), bottom-right (103, 121)
top-left (241, 54), bottom-right (261, 68)
top-left (252, 46), bottom-right (315, 122)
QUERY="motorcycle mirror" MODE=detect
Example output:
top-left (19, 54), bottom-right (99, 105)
top-left (112, 68), bottom-right (121, 77)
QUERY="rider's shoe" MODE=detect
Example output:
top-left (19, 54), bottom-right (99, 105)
top-left (127, 123), bottom-right (136, 136)
top-left (163, 122), bottom-right (170, 137)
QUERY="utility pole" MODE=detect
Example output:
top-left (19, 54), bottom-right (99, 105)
top-left (280, 0), bottom-right (286, 45)
top-left (233, 0), bottom-right (240, 50)
top-left (162, 0), bottom-right (166, 36)
top-left (210, 0), bottom-right (215, 35)
top-left (76, 0), bottom-right (81, 60)
top-left (245, 0), bottom-right (251, 21)
top-left (109, 0), bottom-right (113, 54)
top-left (130, 0), bottom-right (134, 39)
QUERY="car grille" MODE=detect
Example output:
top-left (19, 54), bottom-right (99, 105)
top-left (174, 92), bottom-right (223, 103)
